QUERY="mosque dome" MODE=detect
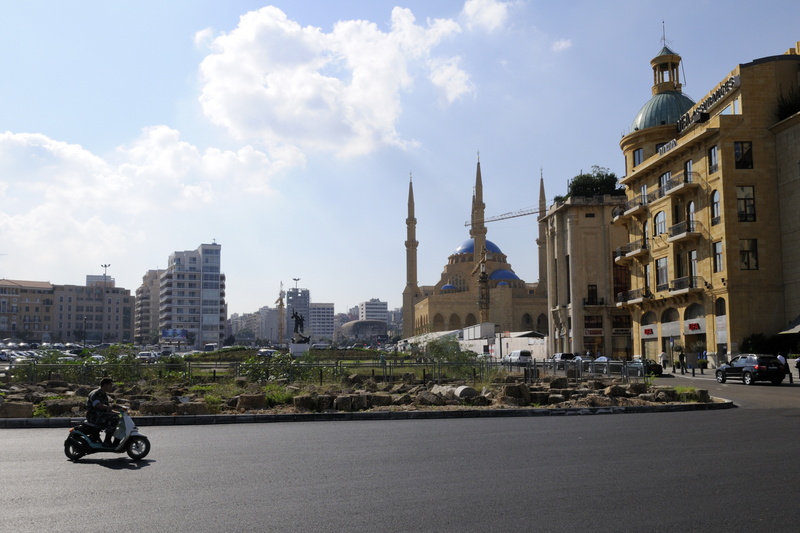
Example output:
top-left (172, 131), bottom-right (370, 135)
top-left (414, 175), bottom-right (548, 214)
top-left (630, 91), bottom-right (695, 131)
top-left (489, 269), bottom-right (519, 281)
top-left (441, 284), bottom-right (457, 291)
top-left (454, 238), bottom-right (502, 255)
top-left (497, 281), bottom-right (509, 287)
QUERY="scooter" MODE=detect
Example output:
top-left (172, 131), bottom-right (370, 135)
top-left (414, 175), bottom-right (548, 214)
top-left (64, 406), bottom-right (151, 461)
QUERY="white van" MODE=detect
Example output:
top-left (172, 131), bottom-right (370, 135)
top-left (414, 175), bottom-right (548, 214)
top-left (503, 349), bottom-right (532, 364)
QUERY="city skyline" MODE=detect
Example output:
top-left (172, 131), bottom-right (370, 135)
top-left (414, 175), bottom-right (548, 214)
top-left (1, 1), bottom-right (799, 316)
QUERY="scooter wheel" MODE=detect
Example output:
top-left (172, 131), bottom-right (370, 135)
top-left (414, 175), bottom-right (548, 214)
top-left (126, 436), bottom-right (150, 460)
top-left (64, 441), bottom-right (85, 461)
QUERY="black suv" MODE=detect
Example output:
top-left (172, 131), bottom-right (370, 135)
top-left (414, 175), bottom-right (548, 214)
top-left (715, 354), bottom-right (786, 385)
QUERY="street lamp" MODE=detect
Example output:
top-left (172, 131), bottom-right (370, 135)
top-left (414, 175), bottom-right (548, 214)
top-left (293, 277), bottom-right (300, 289)
top-left (83, 316), bottom-right (87, 352)
top-left (101, 263), bottom-right (110, 344)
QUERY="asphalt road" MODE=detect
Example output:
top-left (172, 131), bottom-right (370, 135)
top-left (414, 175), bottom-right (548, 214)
top-left (2, 375), bottom-right (799, 533)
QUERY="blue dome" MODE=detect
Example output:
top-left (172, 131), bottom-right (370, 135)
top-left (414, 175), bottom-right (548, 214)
top-left (455, 238), bottom-right (502, 255)
top-left (489, 269), bottom-right (519, 281)
top-left (441, 284), bottom-right (457, 291)
top-left (631, 91), bottom-right (695, 131)
top-left (497, 281), bottom-right (509, 287)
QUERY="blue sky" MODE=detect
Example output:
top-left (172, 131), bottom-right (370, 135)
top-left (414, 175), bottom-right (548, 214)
top-left (1, 0), bottom-right (799, 315)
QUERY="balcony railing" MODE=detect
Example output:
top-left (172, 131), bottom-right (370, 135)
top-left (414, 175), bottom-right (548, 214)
top-left (670, 276), bottom-right (705, 292)
top-left (616, 288), bottom-right (652, 303)
top-left (583, 297), bottom-right (605, 306)
top-left (614, 239), bottom-right (648, 259)
top-left (667, 220), bottom-right (704, 241)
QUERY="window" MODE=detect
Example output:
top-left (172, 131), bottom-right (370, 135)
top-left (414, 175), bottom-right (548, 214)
top-left (734, 141), bottom-right (753, 169)
top-left (737, 186), bottom-right (755, 222)
top-left (587, 284), bottom-right (598, 305)
top-left (656, 257), bottom-right (669, 291)
top-left (739, 239), bottom-right (758, 270)
top-left (659, 172), bottom-right (671, 188)
top-left (711, 190), bottom-right (721, 225)
top-left (683, 159), bottom-right (693, 181)
top-left (713, 242), bottom-right (724, 273)
top-left (633, 148), bottom-right (643, 167)
top-left (654, 211), bottom-right (667, 235)
top-left (708, 145), bottom-right (719, 174)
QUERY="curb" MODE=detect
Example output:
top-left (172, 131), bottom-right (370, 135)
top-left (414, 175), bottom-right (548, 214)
top-left (0, 399), bottom-right (736, 428)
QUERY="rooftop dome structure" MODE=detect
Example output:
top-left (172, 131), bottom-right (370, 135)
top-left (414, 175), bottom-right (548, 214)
top-left (630, 45), bottom-right (695, 132)
top-left (489, 269), bottom-right (519, 280)
top-left (631, 91), bottom-right (695, 131)
top-left (454, 238), bottom-right (502, 255)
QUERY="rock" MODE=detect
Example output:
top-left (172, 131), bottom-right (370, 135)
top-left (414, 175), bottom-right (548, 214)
top-left (628, 383), bottom-right (648, 395)
top-left (415, 390), bottom-right (446, 406)
top-left (43, 398), bottom-right (85, 416)
top-left (695, 389), bottom-right (711, 403)
top-left (0, 402), bottom-right (35, 418)
top-left (431, 385), bottom-right (457, 399)
top-left (293, 395), bottom-right (318, 412)
top-left (139, 401), bottom-right (176, 415)
top-left (317, 394), bottom-right (334, 411)
top-left (237, 394), bottom-right (267, 411)
top-left (392, 393), bottom-right (413, 405)
top-left (549, 377), bottom-right (569, 389)
top-left (547, 394), bottom-right (566, 405)
top-left (604, 385), bottom-right (627, 397)
top-left (531, 391), bottom-right (551, 405)
top-left (234, 377), bottom-right (248, 388)
top-left (177, 402), bottom-right (209, 415)
top-left (371, 394), bottom-right (393, 407)
top-left (502, 384), bottom-right (531, 405)
top-left (585, 394), bottom-right (614, 407)
top-left (333, 395), bottom-right (352, 411)
top-left (655, 389), bottom-right (678, 402)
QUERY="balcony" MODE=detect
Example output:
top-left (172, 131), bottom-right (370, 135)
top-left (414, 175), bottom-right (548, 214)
top-left (667, 220), bottom-right (704, 243)
top-left (622, 194), bottom-right (649, 217)
top-left (616, 288), bottom-right (652, 305)
top-left (664, 171), bottom-right (700, 197)
top-left (582, 297), bottom-right (605, 306)
top-left (670, 276), bottom-right (705, 295)
top-left (614, 239), bottom-right (649, 263)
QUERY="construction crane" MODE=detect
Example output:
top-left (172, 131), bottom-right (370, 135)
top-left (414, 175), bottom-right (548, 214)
top-left (464, 206), bottom-right (543, 226)
top-left (275, 282), bottom-right (285, 345)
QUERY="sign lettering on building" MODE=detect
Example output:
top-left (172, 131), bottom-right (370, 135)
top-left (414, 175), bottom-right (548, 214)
top-left (677, 76), bottom-right (741, 134)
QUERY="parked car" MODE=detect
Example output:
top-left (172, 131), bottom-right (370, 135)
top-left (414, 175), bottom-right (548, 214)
top-left (628, 358), bottom-right (663, 376)
top-left (257, 348), bottom-right (276, 358)
top-left (552, 352), bottom-right (577, 369)
top-left (502, 349), bottom-right (532, 364)
top-left (716, 354), bottom-right (786, 385)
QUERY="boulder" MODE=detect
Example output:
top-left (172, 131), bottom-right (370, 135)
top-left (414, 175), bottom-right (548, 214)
top-left (236, 394), bottom-right (267, 411)
top-left (547, 394), bottom-right (566, 405)
top-left (317, 394), bottom-right (334, 411)
top-left (43, 398), bottom-right (85, 417)
top-left (502, 384), bottom-right (531, 405)
top-left (371, 394), bottom-right (393, 407)
top-left (627, 383), bottom-right (648, 395)
top-left (392, 393), bottom-right (413, 405)
top-left (604, 385), bottom-right (627, 397)
top-left (177, 402), bottom-right (209, 415)
top-left (549, 377), bottom-right (569, 389)
top-left (431, 385), bottom-right (457, 399)
top-left (293, 395), bottom-right (318, 412)
top-left (333, 395), bottom-right (353, 411)
top-left (0, 402), bottom-right (34, 418)
top-left (139, 401), bottom-right (177, 415)
top-left (695, 389), bottom-right (711, 403)
top-left (415, 390), bottom-right (446, 406)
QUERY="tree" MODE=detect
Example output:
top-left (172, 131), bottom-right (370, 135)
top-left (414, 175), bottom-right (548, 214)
top-left (557, 166), bottom-right (624, 201)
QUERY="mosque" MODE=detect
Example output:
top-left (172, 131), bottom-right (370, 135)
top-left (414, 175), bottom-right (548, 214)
top-left (402, 159), bottom-right (549, 339)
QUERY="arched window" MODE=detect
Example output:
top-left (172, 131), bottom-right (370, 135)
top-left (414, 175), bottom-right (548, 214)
top-left (448, 314), bottom-right (462, 330)
top-left (711, 190), bottom-right (721, 225)
top-left (684, 303), bottom-right (705, 320)
top-left (464, 313), bottom-right (478, 327)
top-left (433, 314), bottom-right (445, 331)
top-left (642, 311), bottom-right (657, 325)
top-left (715, 298), bottom-right (727, 316)
top-left (654, 211), bottom-right (667, 235)
top-left (536, 313), bottom-right (548, 333)
top-left (662, 308), bottom-right (679, 323)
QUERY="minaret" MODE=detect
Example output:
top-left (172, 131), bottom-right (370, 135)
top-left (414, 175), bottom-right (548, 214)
top-left (536, 171), bottom-right (547, 295)
top-left (470, 154), bottom-right (487, 269)
top-left (402, 174), bottom-right (419, 338)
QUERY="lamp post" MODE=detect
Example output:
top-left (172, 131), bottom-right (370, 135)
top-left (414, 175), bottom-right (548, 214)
top-left (293, 278), bottom-right (300, 289)
top-left (101, 263), bottom-right (110, 344)
top-left (83, 316), bottom-right (87, 352)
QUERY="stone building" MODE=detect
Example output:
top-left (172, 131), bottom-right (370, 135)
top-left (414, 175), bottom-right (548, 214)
top-left (615, 41), bottom-right (800, 363)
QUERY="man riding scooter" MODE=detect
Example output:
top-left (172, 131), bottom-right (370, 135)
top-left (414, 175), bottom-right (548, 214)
top-left (86, 378), bottom-right (120, 447)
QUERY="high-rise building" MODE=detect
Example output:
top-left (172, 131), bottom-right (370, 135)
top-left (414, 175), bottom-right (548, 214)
top-left (159, 242), bottom-right (226, 349)
top-left (285, 287), bottom-right (310, 337)
top-left (358, 298), bottom-right (388, 322)
top-left (309, 303), bottom-right (334, 341)
top-left (135, 269), bottom-right (163, 345)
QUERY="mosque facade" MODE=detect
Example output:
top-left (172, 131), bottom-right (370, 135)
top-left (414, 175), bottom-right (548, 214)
top-left (402, 160), bottom-right (548, 339)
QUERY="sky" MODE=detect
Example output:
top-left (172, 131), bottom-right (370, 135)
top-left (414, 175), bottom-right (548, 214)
top-left (1, 0), bottom-right (799, 316)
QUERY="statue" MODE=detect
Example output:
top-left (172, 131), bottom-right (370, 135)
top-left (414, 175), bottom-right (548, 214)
top-left (291, 310), bottom-right (305, 334)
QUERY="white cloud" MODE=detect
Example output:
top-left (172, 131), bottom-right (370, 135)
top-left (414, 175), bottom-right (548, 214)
top-left (462, 0), bottom-right (510, 32)
top-left (428, 56), bottom-right (476, 103)
top-left (0, 128), bottom-right (283, 280)
top-left (196, 5), bottom-right (465, 158)
top-left (552, 39), bottom-right (572, 53)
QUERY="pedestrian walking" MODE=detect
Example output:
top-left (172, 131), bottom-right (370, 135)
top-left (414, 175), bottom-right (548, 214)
top-left (660, 350), bottom-right (668, 371)
top-left (679, 351), bottom-right (687, 374)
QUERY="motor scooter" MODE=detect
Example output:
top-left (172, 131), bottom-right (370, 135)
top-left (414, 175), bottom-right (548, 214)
top-left (64, 406), bottom-right (150, 461)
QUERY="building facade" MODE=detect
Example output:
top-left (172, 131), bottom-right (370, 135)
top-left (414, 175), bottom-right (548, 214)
top-left (358, 298), bottom-right (388, 322)
top-left (309, 302), bottom-right (334, 341)
top-left (285, 287), bottom-right (310, 338)
top-left (615, 41), bottom-right (800, 364)
top-left (159, 242), bottom-right (227, 349)
top-left (135, 269), bottom-right (163, 345)
top-left (543, 195), bottom-right (631, 358)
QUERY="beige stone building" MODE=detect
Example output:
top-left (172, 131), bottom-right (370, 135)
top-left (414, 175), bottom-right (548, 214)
top-left (615, 41), bottom-right (800, 364)
top-left (0, 279), bottom-right (55, 342)
top-left (135, 269), bottom-right (163, 345)
top-left (402, 160), bottom-right (548, 338)
top-left (543, 195), bottom-right (631, 358)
